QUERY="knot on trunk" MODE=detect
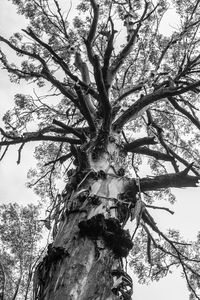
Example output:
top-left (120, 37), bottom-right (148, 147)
top-left (78, 214), bottom-right (133, 257)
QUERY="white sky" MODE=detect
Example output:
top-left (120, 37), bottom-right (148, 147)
top-left (0, 1), bottom-right (199, 299)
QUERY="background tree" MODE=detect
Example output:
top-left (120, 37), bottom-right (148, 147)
top-left (1, 0), bottom-right (200, 299)
top-left (0, 203), bottom-right (43, 300)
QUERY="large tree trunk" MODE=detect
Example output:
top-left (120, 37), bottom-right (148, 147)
top-left (34, 136), bottom-right (134, 300)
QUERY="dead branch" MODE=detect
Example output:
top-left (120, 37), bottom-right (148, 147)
top-left (17, 142), bottom-right (25, 164)
top-left (0, 145), bottom-right (9, 161)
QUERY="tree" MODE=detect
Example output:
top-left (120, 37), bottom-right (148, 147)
top-left (1, 0), bottom-right (200, 299)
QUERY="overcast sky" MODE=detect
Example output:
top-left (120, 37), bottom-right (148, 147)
top-left (0, 1), bottom-right (199, 299)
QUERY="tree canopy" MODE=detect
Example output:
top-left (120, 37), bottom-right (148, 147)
top-left (1, 0), bottom-right (200, 299)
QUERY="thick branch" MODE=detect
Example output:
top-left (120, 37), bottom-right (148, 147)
top-left (124, 137), bottom-right (157, 151)
top-left (140, 170), bottom-right (200, 191)
top-left (131, 147), bottom-right (174, 161)
top-left (88, 0), bottom-right (99, 44)
top-left (84, 0), bottom-right (99, 65)
top-left (117, 83), bottom-right (143, 102)
top-left (93, 55), bottom-right (110, 110)
top-left (52, 119), bottom-right (85, 140)
top-left (74, 52), bottom-right (96, 116)
top-left (0, 134), bottom-right (82, 147)
top-left (102, 17), bottom-right (116, 90)
top-left (74, 85), bottom-right (96, 134)
top-left (93, 55), bottom-right (112, 132)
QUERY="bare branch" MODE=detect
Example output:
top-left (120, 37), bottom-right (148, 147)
top-left (0, 145), bottom-right (9, 161)
top-left (145, 204), bottom-right (174, 215)
top-left (54, 0), bottom-right (69, 39)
